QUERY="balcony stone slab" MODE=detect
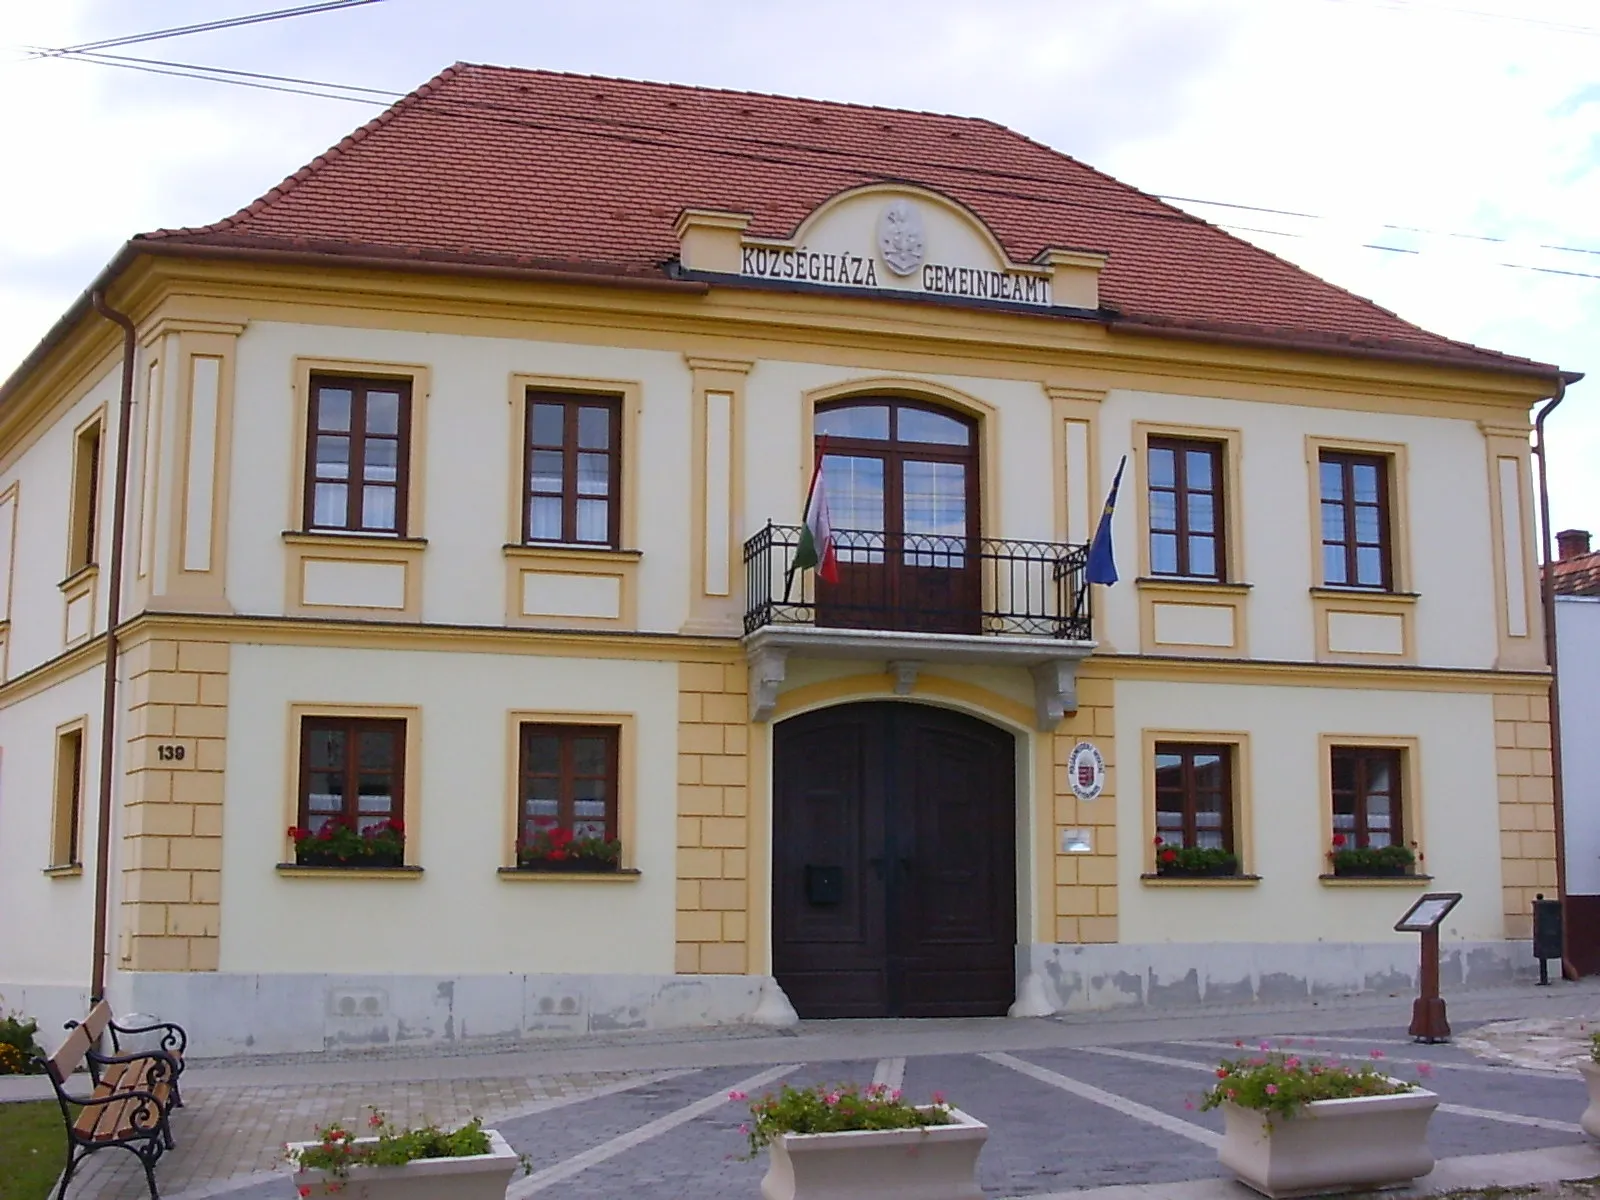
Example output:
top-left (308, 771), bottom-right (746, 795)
top-left (743, 625), bottom-right (1096, 730)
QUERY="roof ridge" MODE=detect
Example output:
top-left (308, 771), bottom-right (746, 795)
top-left (139, 62), bottom-right (468, 242)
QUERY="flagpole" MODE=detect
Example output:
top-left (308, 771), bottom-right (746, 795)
top-left (785, 434), bottom-right (829, 601)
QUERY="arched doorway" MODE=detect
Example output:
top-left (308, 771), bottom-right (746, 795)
top-left (771, 701), bottom-right (1017, 1018)
top-left (814, 397), bottom-right (980, 635)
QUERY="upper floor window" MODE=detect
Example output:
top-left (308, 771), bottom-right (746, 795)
top-left (68, 417), bottom-right (103, 573)
top-left (50, 721), bottom-right (86, 870)
top-left (1319, 451), bottom-right (1391, 590)
top-left (524, 393), bottom-right (621, 548)
top-left (1148, 437), bottom-right (1224, 580)
top-left (305, 376), bottom-right (411, 535)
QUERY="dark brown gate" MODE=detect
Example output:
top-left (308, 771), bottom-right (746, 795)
top-left (771, 702), bottom-right (1016, 1018)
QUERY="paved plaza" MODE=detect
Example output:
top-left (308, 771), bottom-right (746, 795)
top-left (10, 981), bottom-right (1600, 1199)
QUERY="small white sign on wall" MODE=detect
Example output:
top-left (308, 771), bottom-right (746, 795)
top-left (1066, 741), bottom-right (1106, 802)
top-left (1060, 828), bottom-right (1093, 854)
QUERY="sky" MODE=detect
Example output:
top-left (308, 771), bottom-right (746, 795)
top-left (1, 0), bottom-right (1596, 534)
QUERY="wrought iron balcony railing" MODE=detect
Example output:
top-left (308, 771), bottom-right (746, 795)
top-left (743, 523), bottom-right (1093, 640)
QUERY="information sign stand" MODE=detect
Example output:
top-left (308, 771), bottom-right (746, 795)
top-left (1394, 892), bottom-right (1463, 1044)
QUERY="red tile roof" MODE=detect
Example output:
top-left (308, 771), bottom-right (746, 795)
top-left (139, 64), bottom-right (1558, 376)
top-left (1550, 552), bottom-right (1600, 597)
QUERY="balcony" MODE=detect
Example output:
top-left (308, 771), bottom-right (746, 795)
top-left (741, 523), bottom-right (1096, 728)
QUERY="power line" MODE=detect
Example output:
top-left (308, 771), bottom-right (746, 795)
top-left (25, 0), bottom-right (387, 59)
top-left (29, 47), bottom-right (1600, 281)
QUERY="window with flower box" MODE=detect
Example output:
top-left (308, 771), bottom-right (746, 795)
top-left (1151, 742), bottom-right (1239, 877)
top-left (1328, 745), bottom-right (1416, 876)
top-left (515, 724), bottom-right (621, 871)
top-left (290, 716), bottom-right (407, 868)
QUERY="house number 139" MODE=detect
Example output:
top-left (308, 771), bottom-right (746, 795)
top-left (157, 744), bottom-right (186, 761)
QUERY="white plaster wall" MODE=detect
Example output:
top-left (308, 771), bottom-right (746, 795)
top-left (1558, 596), bottom-right (1600, 895)
top-left (1097, 391), bottom-right (1501, 669)
top-left (0, 665), bottom-right (106, 991)
top-left (0, 364), bottom-right (121, 679)
top-left (1114, 679), bottom-right (1503, 944)
top-left (220, 643), bottom-right (679, 975)
top-left (742, 362), bottom-right (1055, 543)
top-left (225, 322), bottom-right (695, 631)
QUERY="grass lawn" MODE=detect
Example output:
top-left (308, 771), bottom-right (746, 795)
top-left (0, 1100), bottom-right (64, 1200)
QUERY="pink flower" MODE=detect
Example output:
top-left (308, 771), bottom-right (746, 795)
top-left (1284, 1057), bottom-right (1300, 1069)
top-left (1369, 1050), bottom-right (1385, 1060)
top-left (890, 1089), bottom-right (902, 1101)
top-left (1417, 1063), bottom-right (1434, 1078)
top-left (825, 1092), bottom-right (840, 1106)
top-left (1259, 1041), bottom-right (1272, 1051)
top-left (1265, 1084), bottom-right (1279, 1095)
top-left (1233, 1039), bottom-right (1244, 1048)
top-left (933, 1091), bottom-right (946, 1105)
top-left (299, 1189), bottom-right (312, 1199)
top-left (738, 1123), bottom-right (749, 1135)
top-left (1183, 1099), bottom-right (1195, 1110)
top-left (728, 1090), bottom-right (748, 1101)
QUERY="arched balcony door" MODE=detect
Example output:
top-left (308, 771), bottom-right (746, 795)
top-left (814, 398), bottom-right (981, 635)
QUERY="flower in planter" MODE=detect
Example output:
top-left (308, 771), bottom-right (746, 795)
top-left (1327, 838), bottom-right (1415, 876)
top-left (517, 827), bottom-right (623, 871)
top-left (289, 1110), bottom-right (494, 1180)
top-left (738, 1082), bottom-right (953, 1160)
top-left (1153, 838), bottom-right (1238, 877)
top-left (1199, 1049), bottom-right (1418, 1122)
top-left (289, 818), bottom-right (405, 868)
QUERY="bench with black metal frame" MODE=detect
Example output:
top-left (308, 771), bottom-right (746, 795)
top-left (41, 1001), bottom-right (187, 1199)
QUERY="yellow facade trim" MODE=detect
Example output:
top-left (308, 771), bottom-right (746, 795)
top-left (60, 564), bottom-right (98, 649)
top-left (66, 405), bottom-right (107, 580)
top-left (1309, 587), bottom-right (1418, 665)
top-left (282, 532), bottom-right (426, 622)
top-left (1479, 423), bottom-right (1545, 671)
top-left (274, 865), bottom-right (423, 880)
top-left (282, 702), bottom-right (423, 867)
top-left (1049, 386), bottom-right (1111, 650)
top-left (1140, 728), bottom-right (1255, 876)
top-left (502, 709), bottom-right (638, 870)
top-left (684, 356), bottom-right (751, 635)
top-left (501, 545), bottom-right (641, 631)
top-left (1135, 578), bottom-right (1250, 659)
top-left (158, 330), bottom-right (239, 611)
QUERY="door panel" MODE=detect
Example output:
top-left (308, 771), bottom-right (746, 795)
top-left (773, 702), bottom-right (1015, 1019)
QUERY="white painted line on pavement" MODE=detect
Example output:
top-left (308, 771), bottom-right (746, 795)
top-left (871, 1056), bottom-right (906, 1093)
top-left (490, 1067), bottom-right (703, 1124)
top-left (982, 1051), bottom-right (1222, 1149)
top-left (506, 1063), bottom-right (799, 1197)
top-left (1174, 1039), bottom-right (1571, 1079)
top-left (1080, 1045), bottom-right (1584, 1134)
top-left (1435, 1102), bottom-right (1583, 1133)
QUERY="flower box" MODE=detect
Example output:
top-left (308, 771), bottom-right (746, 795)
top-left (759, 1106), bottom-right (987, 1200)
top-left (1330, 862), bottom-right (1410, 878)
top-left (511, 858), bottom-right (621, 874)
top-left (1578, 1060), bottom-right (1600, 1138)
top-left (286, 1129), bottom-right (519, 1200)
top-left (1216, 1085), bottom-right (1438, 1198)
top-left (1156, 862), bottom-right (1239, 879)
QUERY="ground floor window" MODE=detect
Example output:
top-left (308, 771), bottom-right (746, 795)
top-left (1328, 744), bottom-right (1417, 876)
top-left (290, 716), bottom-right (406, 867)
top-left (1152, 742), bottom-right (1239, 877)
top-left (516, 724), bottom-right (621, 870)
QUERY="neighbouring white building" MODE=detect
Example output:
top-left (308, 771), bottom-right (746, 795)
top-left (0, 65), bottom-right (1576, 1056)
top-left (1553, 529), bottom-right (1600, 974)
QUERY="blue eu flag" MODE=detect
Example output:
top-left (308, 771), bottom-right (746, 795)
top-left (1085, 456), bottom-right (1127, 586)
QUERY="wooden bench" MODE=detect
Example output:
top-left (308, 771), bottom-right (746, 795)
top-left (43, 1001), bottom-right (188, 1199)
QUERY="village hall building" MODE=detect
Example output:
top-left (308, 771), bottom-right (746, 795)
top-left (0, 65), bottom-right (1574, 1055)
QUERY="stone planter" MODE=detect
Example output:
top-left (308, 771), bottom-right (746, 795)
top-left (760, 1106), bottom-right (987, 1200)
top-left (286, 1129), bottom-right (519, 1200)
top-left (1217, 1085), bottom-right (1438, 1198)
top-left (1578, 1060), bottom-right (1600, 1138)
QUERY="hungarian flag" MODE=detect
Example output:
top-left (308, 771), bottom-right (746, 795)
top-left (791, 450), bottom-right (840, 584)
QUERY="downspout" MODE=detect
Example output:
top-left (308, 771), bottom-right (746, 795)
top-left (1532, 380), bottom-right (1575, 979)
top-left (88, 292), bottom-right (137, 1002)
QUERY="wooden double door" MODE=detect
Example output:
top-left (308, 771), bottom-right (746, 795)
top-left (772, 702), bottom-right (1017, 1018)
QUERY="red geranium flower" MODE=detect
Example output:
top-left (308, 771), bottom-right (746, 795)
top-left (1160, 848), bottom-right (1178, 863)
top-left (1331, 833), bottom-right (1347, 848)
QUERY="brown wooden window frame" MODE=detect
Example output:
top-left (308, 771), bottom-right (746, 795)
top-left (51, 724), bottom-right (86, 869)
top-left (1153, 742), bottom-right (1236, 853)
top-left (516, 723), bottom-right (620, 852)
top-left (303, 375), bottom-right (413, 536)
top-left (522, 392), bottom-right (623, 549)
top-left (69, 418), bottom-right (103, 573)
top-left (1319, 450), bottom-right (1393, 591)
top-left (1330, 745), bottom-right (1404, 850)
top-left (1147, 436), bottom-right (1226, 581)
top-left (295, 715), bottom-right (407, 835)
